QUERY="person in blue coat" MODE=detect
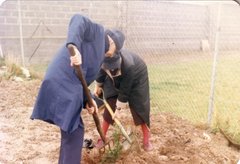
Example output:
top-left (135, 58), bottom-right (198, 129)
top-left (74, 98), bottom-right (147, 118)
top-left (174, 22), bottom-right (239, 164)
top-left (30, 14), bottom-right (105, 164)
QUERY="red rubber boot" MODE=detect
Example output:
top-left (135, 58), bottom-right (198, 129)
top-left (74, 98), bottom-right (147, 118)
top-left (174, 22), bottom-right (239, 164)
top-left (141, 123), bottom-right (153, 151)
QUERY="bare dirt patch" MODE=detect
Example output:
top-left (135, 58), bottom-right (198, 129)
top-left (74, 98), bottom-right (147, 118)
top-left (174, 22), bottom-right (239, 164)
top-left (0, 80), bottom-right (239, 164)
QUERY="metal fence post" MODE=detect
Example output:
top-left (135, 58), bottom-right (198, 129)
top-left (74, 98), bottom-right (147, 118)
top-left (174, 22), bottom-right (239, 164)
top-left (18, 0), bottom-right (25, 67)
top-left (207, 3), bottom-right (222, 125)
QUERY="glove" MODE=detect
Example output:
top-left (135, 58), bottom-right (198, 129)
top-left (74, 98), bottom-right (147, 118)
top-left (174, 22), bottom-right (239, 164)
top-left (116, 99), bottom-right (128, 110)
top-left (70, 46), bottom-right (82, 66)
top-left (113, 100), bottom-right (128, 119)
top-left (113, 107), bottom-right (121, 119)
top-left (83, 139), bottom-right (94, 149)
top-left (94, 83), bottom-right (103, 97)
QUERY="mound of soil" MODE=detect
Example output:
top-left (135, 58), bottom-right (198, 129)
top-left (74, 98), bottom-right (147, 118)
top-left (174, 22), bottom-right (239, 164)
top-left (0, 80), bottom-right (239, 164)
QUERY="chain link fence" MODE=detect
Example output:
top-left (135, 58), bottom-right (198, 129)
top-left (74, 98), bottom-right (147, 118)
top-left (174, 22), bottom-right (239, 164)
top-left (1, 1), bottom-right (240, 128)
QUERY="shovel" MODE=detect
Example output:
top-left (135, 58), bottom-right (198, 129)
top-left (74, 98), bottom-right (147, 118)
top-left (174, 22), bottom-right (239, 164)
top-left (98, 89), bottom-right (132, 145)
top-left (67, 44), bottom-right (106, 144)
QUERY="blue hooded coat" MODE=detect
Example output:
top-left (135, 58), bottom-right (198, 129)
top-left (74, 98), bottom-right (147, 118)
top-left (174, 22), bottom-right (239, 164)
top-left (31, 14), bottom-right (105, 133)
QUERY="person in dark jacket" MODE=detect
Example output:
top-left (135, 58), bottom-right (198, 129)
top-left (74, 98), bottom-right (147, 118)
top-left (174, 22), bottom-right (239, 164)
top-left (30, 14), bottom-right (105, 163)
top-left (94, 29), bottom-right (153, 151)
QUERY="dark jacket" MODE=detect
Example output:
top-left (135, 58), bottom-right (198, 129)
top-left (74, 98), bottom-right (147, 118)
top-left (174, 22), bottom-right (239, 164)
top-left (31, 14), bottom-right (105, 133)
top-left (96, 50), bottom-right (150, 127)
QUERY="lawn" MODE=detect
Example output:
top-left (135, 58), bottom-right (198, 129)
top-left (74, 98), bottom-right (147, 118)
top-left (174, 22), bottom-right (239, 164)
top-left (149, 59), bottom-right (212, 123)
top-left (148, 52), bottom-right (240, 141)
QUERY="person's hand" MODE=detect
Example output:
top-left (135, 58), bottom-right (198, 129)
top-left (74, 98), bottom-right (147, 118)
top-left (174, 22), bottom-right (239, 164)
top-left (113, 100), bottom-right (128, 119)
top-left (116, 99), bottom-right (128, 110)
top-left (86, 100), bottom-right (98, 114)
top-left (94, 84), bottom-right (102, 97)
top-left (113, 108), bottom-right (121, 119)
top-left (70, 46), bottom-right (82, 66)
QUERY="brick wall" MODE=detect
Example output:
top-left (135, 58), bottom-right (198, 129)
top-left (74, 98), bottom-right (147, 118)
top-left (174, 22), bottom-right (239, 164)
top-left (0, 1), bottom-right (240, 64)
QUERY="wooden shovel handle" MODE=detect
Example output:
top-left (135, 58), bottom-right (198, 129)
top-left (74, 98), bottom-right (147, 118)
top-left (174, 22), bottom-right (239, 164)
top-left (67, 44), bottom-right (106, 143)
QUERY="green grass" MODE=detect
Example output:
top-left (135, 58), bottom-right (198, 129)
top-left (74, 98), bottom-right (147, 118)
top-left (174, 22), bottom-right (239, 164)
top-left (148, 53), bottom-right (240, 142)
top-left (149, 59), bottom-right (212, 123)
